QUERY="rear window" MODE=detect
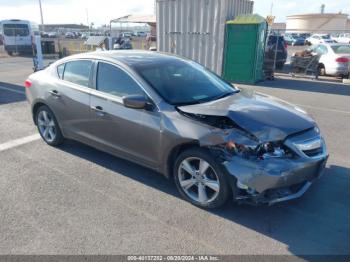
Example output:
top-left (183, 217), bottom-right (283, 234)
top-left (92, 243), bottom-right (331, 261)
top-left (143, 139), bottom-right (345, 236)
top-left (331, 45), bottom-right (350, 54)
top-left (3, 24), bottom-right (29, 37)
top-left (267, 36), bottom-right (285, 48)
top-left (63, 60), bottom-right (92, 87)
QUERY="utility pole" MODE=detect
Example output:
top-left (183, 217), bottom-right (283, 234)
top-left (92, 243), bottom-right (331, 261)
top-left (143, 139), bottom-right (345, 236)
top-left (86, 8), bottom-right (90, 30)
top-left (38, 0), bottom-right (45, 32)
top-left (270, 1), bottom-right (274, 15)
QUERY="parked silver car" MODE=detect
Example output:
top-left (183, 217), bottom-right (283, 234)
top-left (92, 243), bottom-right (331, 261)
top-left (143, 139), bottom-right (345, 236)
top-left (25, 51), bottom-right (328, 208)
top-left (309, 43), bottom-right (350, 77)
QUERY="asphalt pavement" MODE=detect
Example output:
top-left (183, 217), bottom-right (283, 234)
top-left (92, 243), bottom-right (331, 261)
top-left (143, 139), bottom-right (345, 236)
top-left (0, 55), bottom-right (350, 256)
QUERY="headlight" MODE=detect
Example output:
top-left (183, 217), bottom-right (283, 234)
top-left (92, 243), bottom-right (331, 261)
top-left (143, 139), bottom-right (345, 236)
top-left (223, 141), bottom-right (288, 160)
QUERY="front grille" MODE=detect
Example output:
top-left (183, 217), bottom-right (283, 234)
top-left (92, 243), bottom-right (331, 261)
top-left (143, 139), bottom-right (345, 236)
top-left (303, 147), bottom-right (323, 157)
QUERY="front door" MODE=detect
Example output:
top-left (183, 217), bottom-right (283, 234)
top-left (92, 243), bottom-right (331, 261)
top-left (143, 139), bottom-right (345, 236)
top-left (88, 61), bottom-right (161, 168)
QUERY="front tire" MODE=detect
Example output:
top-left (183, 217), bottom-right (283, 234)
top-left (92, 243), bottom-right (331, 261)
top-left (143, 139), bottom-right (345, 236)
top-left (174, 148), bottom-right (231, 209)
top-left (36, 105), bottom-right (64, 146)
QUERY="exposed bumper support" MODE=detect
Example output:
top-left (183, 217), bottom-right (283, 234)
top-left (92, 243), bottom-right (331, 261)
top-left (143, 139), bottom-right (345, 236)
top-left (267, 181), bottom-right (312, 205)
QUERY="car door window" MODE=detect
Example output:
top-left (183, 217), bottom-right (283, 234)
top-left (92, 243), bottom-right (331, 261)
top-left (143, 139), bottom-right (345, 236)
top-left (96, 62), bottom-right (144, 97)
top-left (57, 63), bottom-right (65, 79)
top-left (63, 60), bottom-right (92, 87)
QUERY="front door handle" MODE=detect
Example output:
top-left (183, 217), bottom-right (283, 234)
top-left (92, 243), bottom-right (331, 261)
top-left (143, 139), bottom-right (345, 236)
top-left (91, 105), bottom-right (105, 116)
top-left (49, 90), bottom-right (60, 97)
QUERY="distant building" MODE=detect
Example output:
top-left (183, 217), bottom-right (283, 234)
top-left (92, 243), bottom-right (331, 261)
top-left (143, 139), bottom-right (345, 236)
top-left (271, 22), bottom-right (286, 32)
top-left (286, 13), bottom-right (349, 33)
top-left (40, 24), bottom-right (89, 32)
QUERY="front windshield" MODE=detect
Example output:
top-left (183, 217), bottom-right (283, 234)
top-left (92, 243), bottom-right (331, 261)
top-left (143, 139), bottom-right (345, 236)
top-left (133, 58), bottom-right (238, 105)
top-left (321, 35), bottom-right (331, 39)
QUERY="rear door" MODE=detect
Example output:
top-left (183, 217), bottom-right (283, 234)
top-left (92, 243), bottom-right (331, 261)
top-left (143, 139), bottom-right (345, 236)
top-left (88, 61), bottom-right (161, 168)
top-left (3, 23), bottom-right (31, 46)
top-left (48, 59), bottom-right (93, 142)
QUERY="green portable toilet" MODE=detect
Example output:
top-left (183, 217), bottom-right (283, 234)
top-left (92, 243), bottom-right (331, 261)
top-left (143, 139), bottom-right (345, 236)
top-left (222, 14), bottom-right (267, 84)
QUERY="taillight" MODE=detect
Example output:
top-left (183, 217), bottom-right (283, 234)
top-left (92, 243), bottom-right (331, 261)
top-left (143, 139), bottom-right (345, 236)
top-left (24, 79), bottom-right (32, 88)
top-left (284, 42), bottom-right (288, 49)
top-left (336, 57), bottom-right (350, 63)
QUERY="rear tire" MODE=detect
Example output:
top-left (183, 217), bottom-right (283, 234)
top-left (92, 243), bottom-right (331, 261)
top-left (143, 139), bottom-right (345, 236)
top-left (173, 148), bottom-right (231, 209)
top-left (318, 64), bottom-right (326, 76)
top-left (35, 105), bottom-right (64, 146)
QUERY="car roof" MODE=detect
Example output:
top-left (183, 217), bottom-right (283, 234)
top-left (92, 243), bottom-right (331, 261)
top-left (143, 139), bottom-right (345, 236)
top-left (63, 50), bottom-right (189, 67)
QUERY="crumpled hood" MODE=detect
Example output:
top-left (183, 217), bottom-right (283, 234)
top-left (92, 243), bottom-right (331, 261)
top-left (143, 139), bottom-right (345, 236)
top-left (178, 89), bottom-right (315, 142)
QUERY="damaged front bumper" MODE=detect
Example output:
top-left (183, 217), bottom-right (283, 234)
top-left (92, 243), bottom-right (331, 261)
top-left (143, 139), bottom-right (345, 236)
top-left (223, 133), bottom-right (329, 205)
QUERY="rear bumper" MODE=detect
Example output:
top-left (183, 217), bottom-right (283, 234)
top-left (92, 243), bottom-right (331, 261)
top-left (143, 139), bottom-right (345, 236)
top-left (5, 45), bottom-right (32, 53)
top-left (326, 65), bottom-right (349, 76)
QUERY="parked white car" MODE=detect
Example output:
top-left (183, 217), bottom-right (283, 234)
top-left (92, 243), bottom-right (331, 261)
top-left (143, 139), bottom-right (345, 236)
top-left (305, 34), bottom-right (336, 45)
top-left (309, 43), bottom-right (350, 77)
top-left (334, 33), bottom-right (350, 44)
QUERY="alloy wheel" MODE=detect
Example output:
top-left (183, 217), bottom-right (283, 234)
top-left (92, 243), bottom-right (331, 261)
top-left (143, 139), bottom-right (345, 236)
top-left (37, 110), bottom-right (57, 143)
top-left (178, 157), bottom-right (220, 205)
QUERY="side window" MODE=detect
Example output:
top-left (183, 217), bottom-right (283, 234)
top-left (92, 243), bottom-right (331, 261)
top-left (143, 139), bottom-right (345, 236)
top-left (63, 60), bottom-right (92, 87)
top-left (57, 63), bottom-right (65, 79)
top-left (96, 62), bottom-right (144, 97)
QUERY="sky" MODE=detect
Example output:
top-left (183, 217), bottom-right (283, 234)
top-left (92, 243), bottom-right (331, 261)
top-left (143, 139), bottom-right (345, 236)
top-left (0, 0), bottom-right (349, 26)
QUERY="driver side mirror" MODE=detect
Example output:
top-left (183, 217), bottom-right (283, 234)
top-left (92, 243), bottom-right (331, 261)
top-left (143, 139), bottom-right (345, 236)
top-left (122, 95), bottom-right (154, 110)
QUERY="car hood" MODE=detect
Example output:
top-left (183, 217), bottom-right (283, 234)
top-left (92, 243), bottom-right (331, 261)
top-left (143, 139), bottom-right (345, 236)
top-left (177, 89), bottom-right (315, 142)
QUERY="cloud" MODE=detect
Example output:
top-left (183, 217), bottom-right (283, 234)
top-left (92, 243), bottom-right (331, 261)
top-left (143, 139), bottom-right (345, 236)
top-left (0, 0), bottom-right (155, 25)
top-left (0, 0), bottom-right (348, 25)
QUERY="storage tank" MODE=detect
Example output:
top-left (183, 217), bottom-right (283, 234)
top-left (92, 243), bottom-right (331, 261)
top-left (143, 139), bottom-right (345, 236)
top-left (156, 0), bottom-right (254, 75)
top-left (286, 13), bottom-right (348, 33)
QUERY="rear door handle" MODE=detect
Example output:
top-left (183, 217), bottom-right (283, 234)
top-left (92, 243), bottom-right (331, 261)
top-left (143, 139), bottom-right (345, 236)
top-left (49, 90), bottom-right (60, 97)
top-left (91, 105), bottom-right (105, 115)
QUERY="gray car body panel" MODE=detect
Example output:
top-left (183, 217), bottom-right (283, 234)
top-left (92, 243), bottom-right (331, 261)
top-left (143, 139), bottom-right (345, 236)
top-left (26, 51), bottom-right (328, 204)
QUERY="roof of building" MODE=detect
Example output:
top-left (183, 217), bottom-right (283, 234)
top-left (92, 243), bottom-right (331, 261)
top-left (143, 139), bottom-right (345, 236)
top-left (227, 14), bottom-right (266, 25)
top-left (110, 15), bottom-right (156, 25)
top-left (287, 13), bottom-right (349, 18)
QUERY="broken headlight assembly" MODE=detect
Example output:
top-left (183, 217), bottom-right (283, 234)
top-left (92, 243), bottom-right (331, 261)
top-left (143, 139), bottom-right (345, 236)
top-left (213, 140), bottom-right (295, 161)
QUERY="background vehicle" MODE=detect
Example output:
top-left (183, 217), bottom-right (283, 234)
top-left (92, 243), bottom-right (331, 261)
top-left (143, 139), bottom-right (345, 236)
top-left (334, 33), bottom-right (350, 44)
top-left (25, 51), bottom-right (328, 208)
top-left (284, 34), bottom-right (305, 46)
top-left (266, 35), bottom-right (288, 69)
top-left (0, 19), bottom-right (38, 55)
top-left (308, 43), bottom-right (350, 77)
top-left (81, 32), bottom-right (90, 39)
top-left (65, 32), bottom-right (75, 39)
top-left (283, 34), bottom-right (294, 45)
top-left (305, 34), bottom-right (336, 45)
top-left (292, 36), bottom-right (306, 46)
top-left (121, 32), bottom-right (133, 39)
top-left (136, 31), bottom-right (147, 37)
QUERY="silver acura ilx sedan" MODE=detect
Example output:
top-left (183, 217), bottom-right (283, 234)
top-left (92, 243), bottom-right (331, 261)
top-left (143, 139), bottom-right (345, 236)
top-left (25, 51), bottom-right (328, 208)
